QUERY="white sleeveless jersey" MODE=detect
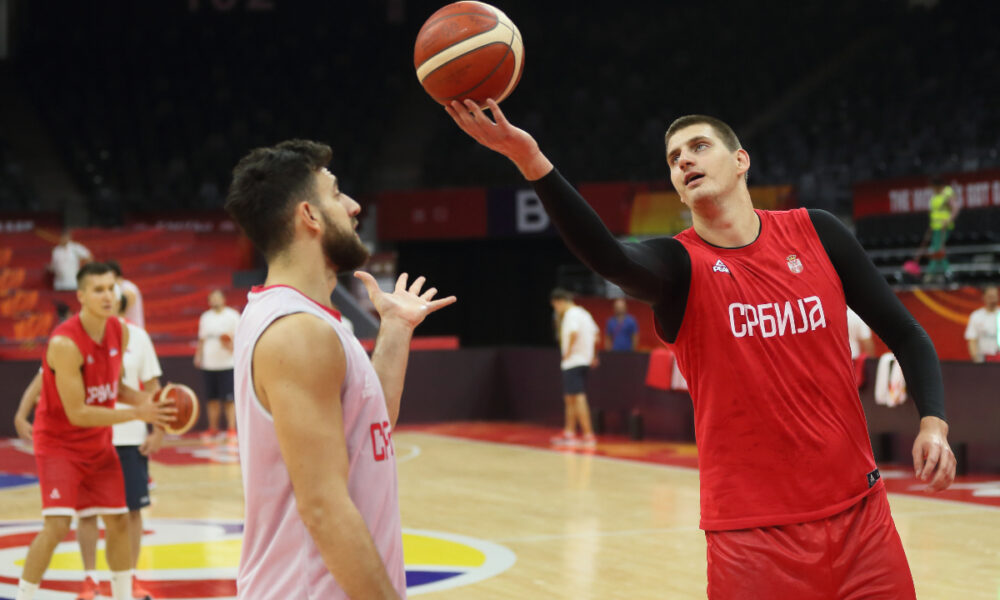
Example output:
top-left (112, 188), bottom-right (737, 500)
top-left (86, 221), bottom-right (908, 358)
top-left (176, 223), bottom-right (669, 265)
top-left (234, 285), bottom-right (405, 599)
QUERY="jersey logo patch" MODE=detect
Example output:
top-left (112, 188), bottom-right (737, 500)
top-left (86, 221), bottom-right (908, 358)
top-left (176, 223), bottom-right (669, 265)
top-left (712, 259), bottom-right (730, 274)
top-left (110, 348), bottom-right (119, 357)
top-left (786, 254), bottom-right (803, 274)
top-left (49, 488), bottom-right (61, 500)
top-left (866, 468), bottom-right (881, 488)
top-left (86, 355), bottom-right (94, 365)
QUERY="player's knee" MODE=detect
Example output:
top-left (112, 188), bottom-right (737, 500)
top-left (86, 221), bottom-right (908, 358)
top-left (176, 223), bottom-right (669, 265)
top-left (44, 516), bottom-right (72, 539)
top-left (102, 513), bottom-right (129, 533)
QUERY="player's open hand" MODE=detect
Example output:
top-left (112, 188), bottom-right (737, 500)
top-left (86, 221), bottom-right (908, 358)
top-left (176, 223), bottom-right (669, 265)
top-left (912, 416), bottom-right (956, 492)
top-left (445, 99), bottom-right (553, 180)
top-left (354, 271), bottom-right (456, 330)
top-left (140, 427), bottom-right (166, 456)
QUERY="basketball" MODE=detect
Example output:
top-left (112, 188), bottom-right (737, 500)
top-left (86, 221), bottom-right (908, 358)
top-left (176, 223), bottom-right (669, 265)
top-left (220, 332), bottom-right (233, 351)
top-left (414, 1), bottom-right (524, 107)
top-left (155, 383), bottom-right (201, 435)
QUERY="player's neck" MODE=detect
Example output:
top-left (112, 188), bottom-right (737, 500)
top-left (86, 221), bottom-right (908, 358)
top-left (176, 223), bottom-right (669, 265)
top-left (78, 310), bottom-right (108, 343)
top-left (690, 191), bottom-right (759, 248)
top-left (264, 246), bottom-right (338, 310)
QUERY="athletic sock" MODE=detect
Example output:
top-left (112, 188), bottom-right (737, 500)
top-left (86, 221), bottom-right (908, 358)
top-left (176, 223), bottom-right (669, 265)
top-left (15, 579), bottom-right (39, 600)
top-left (111, 570), bottom-right (131, 600)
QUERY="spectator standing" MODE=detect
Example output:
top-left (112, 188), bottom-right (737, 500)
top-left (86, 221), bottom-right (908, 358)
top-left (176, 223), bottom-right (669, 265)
top-left (965, 286), bottom-right (999, 363)
top-left (195, 290), bottom-right (241, 441)
top-left (550, 289), bottom-right (599, 449)
top-left (605, 298), bottom-right (639, 351)
top-left (49, 230), bottom-right (92, 291)
top-left (925, 178), bottom-right (959, 282)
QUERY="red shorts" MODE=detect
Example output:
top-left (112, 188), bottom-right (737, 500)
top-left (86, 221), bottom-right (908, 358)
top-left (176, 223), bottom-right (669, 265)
top-left (705, 487), bottom-right (914, 599)
top-left (35, 445), bottom-right (127, 518)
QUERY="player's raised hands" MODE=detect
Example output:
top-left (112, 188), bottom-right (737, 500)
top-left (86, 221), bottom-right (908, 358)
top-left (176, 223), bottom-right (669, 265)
top-left (445, 98), bottom-right (554, 180)
top-left (354, 272), bottom-right (456, 330)
top-left (912, 416), bottom-right (957, 492)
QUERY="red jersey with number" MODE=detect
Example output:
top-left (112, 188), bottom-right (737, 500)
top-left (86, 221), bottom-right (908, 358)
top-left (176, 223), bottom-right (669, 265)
top-left (664, 208), bottom-right (881, 531)
top-left (34, 315), bottom-right (123, 459)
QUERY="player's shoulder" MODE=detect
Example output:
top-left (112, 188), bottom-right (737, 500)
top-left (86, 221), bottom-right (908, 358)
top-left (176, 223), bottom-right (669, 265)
top-left (47, 334), bottom-right (84, 365)
top-left (254, 312), bottom-right (343, 370)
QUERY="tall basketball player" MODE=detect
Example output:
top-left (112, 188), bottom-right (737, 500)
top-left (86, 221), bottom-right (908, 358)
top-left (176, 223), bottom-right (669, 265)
top-left (225, 140), bottom-right (455, 599)
top-left (16, 262), bottom-right (175, 600)
top-left (445, 100), bottom-right (956, 598)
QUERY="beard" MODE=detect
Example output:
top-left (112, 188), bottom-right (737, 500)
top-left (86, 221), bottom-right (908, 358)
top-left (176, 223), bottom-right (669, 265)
top-left (321, 212), bottom-right (370, 272)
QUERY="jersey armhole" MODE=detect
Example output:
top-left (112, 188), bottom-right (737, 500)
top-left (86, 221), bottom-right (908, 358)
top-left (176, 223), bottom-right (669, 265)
top-left (248, 310), bottom-right (351, 421)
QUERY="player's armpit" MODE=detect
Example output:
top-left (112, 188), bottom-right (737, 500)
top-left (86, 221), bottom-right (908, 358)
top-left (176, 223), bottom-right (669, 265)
top-left (253, 313), bottom-right (400, 600)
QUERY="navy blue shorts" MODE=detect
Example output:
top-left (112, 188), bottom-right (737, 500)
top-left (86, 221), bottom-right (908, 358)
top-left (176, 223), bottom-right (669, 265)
top-left (115, 446), bottom-right (150, 511)
top-left (561, 366), bottom-right (590, 395)
top-left (202, 368), bottom-right (234, 402)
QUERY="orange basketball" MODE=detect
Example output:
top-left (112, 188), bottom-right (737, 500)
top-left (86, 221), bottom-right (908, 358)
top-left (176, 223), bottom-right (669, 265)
top-left (156, 383), bottom-right (200, 435)
top-left (414, 1), bottom-right (524, 107)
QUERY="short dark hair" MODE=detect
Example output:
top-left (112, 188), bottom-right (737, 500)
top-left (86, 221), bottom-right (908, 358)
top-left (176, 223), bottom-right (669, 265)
top-left (105, 259), bottom-right (122, 277)
top-left (225, 139), bottom-right (334, 259)
top-left (76, 262), bottom-right (114, 288)
top-left (664, 115), bottom-right (742, 153)
top-left (550, 288), bottom-right (574, 302)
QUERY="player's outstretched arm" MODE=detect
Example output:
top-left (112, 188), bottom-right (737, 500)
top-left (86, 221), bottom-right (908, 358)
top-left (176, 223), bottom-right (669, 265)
top-left (49, 337), bottom-right (175, 428)
top-left (254, 313), bottom-right (402, 600)
top-left (446, 99), bottom-right (686, 304)
top-left (14, 370), bottom-right (42, 441)
top-left (809, 209), bottom-right (956, 491)
top-left (355, 272), bottom-right (457, 427)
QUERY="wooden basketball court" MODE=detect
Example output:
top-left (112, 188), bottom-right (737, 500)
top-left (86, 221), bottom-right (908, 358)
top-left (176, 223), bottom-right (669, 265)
top-left (1, 424), bottom-right (998, 599)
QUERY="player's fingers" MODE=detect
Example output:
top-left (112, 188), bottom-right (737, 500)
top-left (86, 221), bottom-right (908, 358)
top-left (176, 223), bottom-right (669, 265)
top-left (409, 275), bottom-right (426, 296)
top-left (352, 271), bottom-right (381, 299)
top-left (929, 448), bottom-right (957, 491)
top-left (447, 101), bottom-right (477, 133)
top-left (395, 273), bottom-right (409, 293)
top-left (920, 443), bottom-right (942, 481)
top-left (425, 296), bottom-right (458, 312)
top-left (912, 442), bottom-right (924, 477)
top-left (420, 287), bottom-right (438, 302)
top-left (486, 98), bottom-right (507, 125)
top-left (463, 99), bottom-right (495, 130)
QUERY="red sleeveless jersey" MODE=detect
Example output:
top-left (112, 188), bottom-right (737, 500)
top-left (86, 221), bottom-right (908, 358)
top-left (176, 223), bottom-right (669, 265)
top-left (665, 209), bottom-right (881, 530)
top-left (34, 315), bottom-right (123, 458)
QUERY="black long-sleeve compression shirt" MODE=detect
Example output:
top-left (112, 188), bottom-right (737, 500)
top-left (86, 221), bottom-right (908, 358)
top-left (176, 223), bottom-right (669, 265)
top-left (532, 168), bottom-right (946, 421)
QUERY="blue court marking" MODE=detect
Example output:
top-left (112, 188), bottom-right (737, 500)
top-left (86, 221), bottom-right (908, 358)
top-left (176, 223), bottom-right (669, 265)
top-left (0, 473), bottom-right (37, 490)
top-left (406, 570), bottom-right (464, 587)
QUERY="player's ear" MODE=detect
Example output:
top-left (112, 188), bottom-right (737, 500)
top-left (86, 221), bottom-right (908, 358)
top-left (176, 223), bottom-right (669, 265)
top-left (298, 201), bottom-right (322, 234)
top-left (735, 148), bottom-right (750, 179)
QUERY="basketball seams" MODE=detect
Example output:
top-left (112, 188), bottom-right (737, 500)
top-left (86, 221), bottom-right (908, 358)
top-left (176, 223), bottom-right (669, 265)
top-left (415, 16), bottom-right (500, 65)
top-left (416, 27), bottom-right (511, 81)
top-left (442, 44), bottom-right (513, 103)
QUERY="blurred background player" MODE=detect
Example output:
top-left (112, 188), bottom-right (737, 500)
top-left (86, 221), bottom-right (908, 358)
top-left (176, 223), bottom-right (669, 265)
top-left (847, 307), bottom-right (875, 360)
top-left (195, 289), bottom-right (240, 442)
top-left (15, 263), bottom-right (173, 600)
top-left (75, 293), bottom-right (165, 600)
top-left (605, 298), bottom-right (638, 352)
top-left (445, 100), bottom-right (955, 598)
top-left (965, 285), bottom-right (999, 363)
top-left (549, 288), bottom-right (599, 449)
top-left (49, 229), bottom-right (92, 291)
top-left (107, 260), bottom-right (146, 329)
top-left (225, 139), bottom-right (455, 599)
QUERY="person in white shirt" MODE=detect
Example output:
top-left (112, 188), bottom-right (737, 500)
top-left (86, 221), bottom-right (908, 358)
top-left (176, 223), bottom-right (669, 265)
top-left (965, 286), bottom-right (999, 363)
top-left (549, 288), bottom-right (600, 448)
top-left (195, 290), bottom-right (241, 441)
top-left (847, 308), bottom-right (875, 360)
top-left (107, 260), bottom-right (146, 328)
top-left (49, 230), bottom-right (92, 291)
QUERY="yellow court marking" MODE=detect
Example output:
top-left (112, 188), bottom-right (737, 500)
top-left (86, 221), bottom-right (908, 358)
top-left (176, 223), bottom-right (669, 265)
top-left (402, 533), bottom-right (485, 567)
top-left (29, 539), bottom-right (242, 570)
